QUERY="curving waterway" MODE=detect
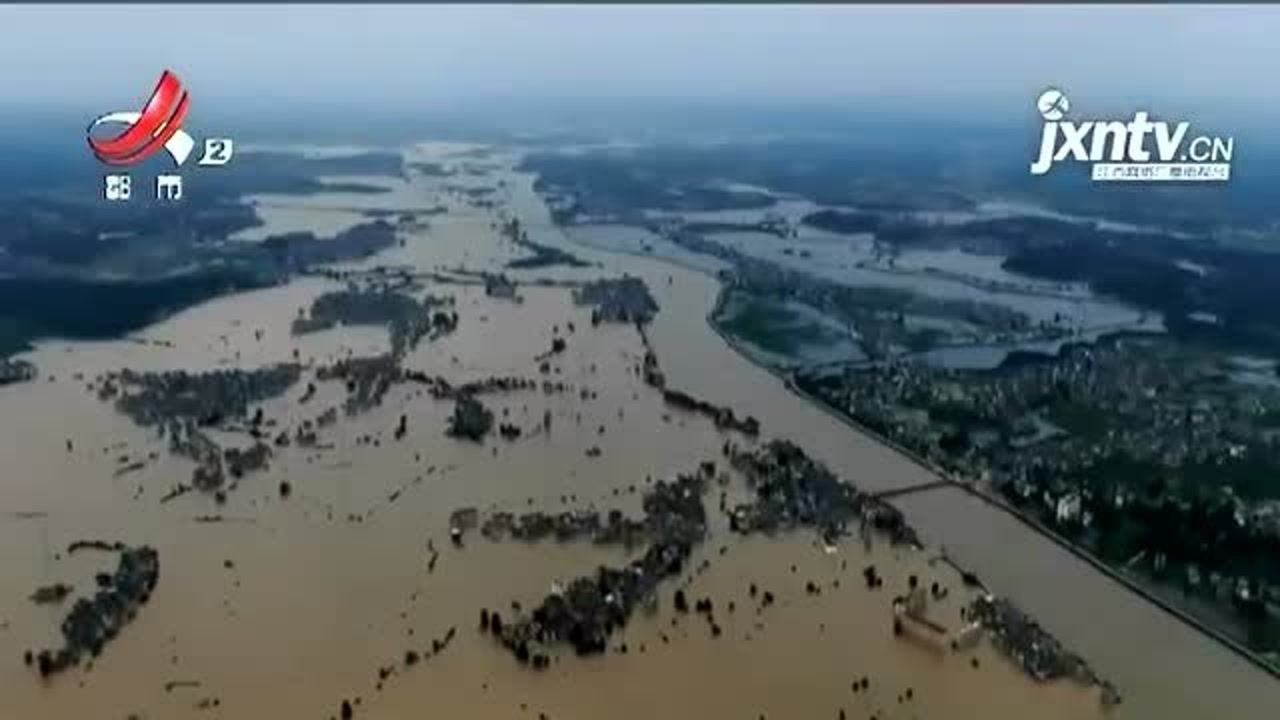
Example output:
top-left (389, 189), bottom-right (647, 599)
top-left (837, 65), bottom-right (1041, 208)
top-left (0, 143), bottom-right (1271, 719)
top-left (504, 152), bottom-right (1280, 719)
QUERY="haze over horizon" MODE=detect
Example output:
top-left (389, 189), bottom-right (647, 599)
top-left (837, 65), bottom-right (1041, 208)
top-left (0, 4), bottom-right (1275, 129)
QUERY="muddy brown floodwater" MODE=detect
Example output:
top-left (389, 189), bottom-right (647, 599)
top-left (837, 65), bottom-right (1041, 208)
top-left (0, 143), bottom-right (1271, 719)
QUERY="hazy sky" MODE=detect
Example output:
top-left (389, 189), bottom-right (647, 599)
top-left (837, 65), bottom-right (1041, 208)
top-left (2, 4), bottom-right (1276, 121)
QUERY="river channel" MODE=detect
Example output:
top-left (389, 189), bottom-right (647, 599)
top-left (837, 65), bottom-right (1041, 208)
top-left (0, 142), bottom-right (1270, 719)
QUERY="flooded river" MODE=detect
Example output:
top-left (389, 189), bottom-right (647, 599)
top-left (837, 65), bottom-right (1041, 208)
top-left (0, 143), bottom-right (1271, 719)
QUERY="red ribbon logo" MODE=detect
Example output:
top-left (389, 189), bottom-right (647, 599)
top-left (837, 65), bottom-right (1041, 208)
top-left (87, 70), bottom-right (194, 167)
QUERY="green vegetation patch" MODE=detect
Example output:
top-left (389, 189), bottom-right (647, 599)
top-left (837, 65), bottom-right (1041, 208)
top-left (717, 290), bottom-right (835, 358)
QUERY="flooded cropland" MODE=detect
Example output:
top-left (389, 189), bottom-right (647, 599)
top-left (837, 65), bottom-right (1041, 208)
top-left (1, 142), bottom-right (1275, 720)
top-left (621, 197), bottom-right (1163, 370)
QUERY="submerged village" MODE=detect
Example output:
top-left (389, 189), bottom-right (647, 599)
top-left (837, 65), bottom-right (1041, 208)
top-left (0, 144), bottom-right (1130, 720)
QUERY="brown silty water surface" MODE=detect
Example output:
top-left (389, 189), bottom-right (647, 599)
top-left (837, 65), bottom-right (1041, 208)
top-left (0, 143), bottom-right (1267, 719)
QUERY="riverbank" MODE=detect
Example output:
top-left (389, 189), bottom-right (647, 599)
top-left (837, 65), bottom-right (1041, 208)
top-left (553, 193), bottom-right (1280, 690)
top-left (468, 155), bottom-right (1280, 716)
top-left (734, 302), bottom-right (1280, 681)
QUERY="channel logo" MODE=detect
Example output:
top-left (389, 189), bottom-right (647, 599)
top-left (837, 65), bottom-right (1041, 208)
top-left (1029, 88), bottom-right (1233, 182)
top-left (88, 69), bottom-right (234, 201)
top-left (87, 70), bottom-right (194, 167)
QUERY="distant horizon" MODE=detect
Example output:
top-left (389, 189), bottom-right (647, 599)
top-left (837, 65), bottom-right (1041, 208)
top-left (0, 4), bottom-right (1275, 132)
top-left (3, 92), bottom-right (1273, 145)
top-left (9, 86), bottom-right (1278, 123)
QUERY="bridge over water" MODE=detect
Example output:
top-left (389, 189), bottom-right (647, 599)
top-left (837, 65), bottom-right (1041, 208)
top-left (869, 478), bottom-right (955, 501)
